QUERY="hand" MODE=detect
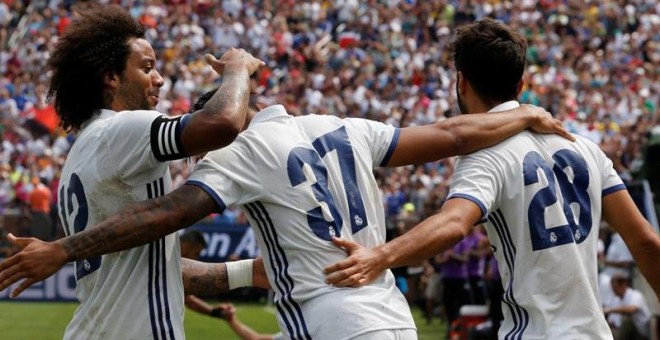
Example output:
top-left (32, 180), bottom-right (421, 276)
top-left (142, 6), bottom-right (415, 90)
top-left (323, 237), bottom-right (385, 288)
top-left (205, 48), bottom-right (265, 76)
top-left (0, 233), bottom-right (69, 298)
top-left (211, 303), bottom-right (236, 321)
top-left (523, 105), bottom-right (576, 142)
top-left (251, 257), bottom-right (270, 289)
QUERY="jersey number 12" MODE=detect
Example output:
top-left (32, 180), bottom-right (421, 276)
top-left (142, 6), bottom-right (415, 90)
top-left (58, 173), bottom-right (101, 280)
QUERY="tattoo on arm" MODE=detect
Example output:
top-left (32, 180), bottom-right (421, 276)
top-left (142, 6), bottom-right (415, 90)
top-left (181, 258), bottom-right (229, 295)
top-left (59, 185), bottom-right (217, 261)
top-left (206, 67), bottom-right (250, 124)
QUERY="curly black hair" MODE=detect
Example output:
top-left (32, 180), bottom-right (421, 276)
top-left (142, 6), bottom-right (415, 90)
top-left (47, 5), bottom-right (146, 132)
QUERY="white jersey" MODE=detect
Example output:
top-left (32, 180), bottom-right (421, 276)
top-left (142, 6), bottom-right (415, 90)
top-left (447, 101), bottom-right (625, 339)
top-left (187, 105), bottom-right (415, 340)
top-left (58, 109), bottom-right (190, 339)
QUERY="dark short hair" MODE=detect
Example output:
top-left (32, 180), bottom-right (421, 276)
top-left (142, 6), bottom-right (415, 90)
top-left (190, 88), bottom-right (260, 113)
top-left (47, 5), bottom-right (146, 132)
top-left (449, 18), bottom-right (527, 104)
top-left (180, 230), bottom-right (207, 247)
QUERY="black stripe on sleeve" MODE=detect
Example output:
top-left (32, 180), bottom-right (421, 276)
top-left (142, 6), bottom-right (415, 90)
top-left (150, 114), bottom-right (190, 162)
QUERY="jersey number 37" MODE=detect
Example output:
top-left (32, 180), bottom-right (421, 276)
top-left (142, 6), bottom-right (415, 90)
top-left (287, 126), bottom-right (368, 241)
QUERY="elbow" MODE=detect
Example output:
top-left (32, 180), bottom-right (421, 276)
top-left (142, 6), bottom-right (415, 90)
top-left (448, 213), bottom-right (471, 241)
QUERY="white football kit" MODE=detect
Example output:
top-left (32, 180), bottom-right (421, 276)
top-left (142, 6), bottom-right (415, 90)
top-left (187, 105), bottom-right (416, 339)
top-left (447, 101), bottom-right (625, 339)
top-left (58, 109), bottom-right (190, 339)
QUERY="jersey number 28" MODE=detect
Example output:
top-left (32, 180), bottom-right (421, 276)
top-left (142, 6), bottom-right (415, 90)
top-left (523, 149), bottom-right (592, 251)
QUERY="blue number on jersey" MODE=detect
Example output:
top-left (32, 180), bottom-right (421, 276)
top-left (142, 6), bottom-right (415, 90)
top-left (287, 126), bottom-right (369, 240)
top-left (58, 173), bottom-right (101, 280)
top-left (523, 149), bottom-right (592, 251)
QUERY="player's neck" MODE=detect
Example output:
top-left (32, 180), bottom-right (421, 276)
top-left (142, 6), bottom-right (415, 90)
top-left (465, 98), bottom-right (492, 115)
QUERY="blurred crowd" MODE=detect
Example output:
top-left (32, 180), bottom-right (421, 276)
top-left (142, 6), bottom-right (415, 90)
top-left (0, 0), bottom-right (658, 337)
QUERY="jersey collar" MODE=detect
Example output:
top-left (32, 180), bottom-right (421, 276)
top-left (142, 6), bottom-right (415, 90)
top-left (248, 105), bottom-right (289, 129)
top-left (488, 100), bottom-right (520, 113)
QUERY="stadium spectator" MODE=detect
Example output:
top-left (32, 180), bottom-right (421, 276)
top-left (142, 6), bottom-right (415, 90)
top-left (603, 273), bottom-right (652, 340)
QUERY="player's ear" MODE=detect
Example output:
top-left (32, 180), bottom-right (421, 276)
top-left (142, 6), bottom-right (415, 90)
top-left (516, 79), bottom-right (524, 96)
top-left (103, 72), bottom-right (120, 90)
top-left (457, 71), bottom-right (467, 96)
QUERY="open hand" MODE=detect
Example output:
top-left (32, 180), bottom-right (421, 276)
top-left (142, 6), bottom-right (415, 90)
top-left (0, 233), bottom-right (69, 298)
top-left (323, 237), bottom-right (385, 288)
top-left (523, 104), bottom-right (575, 142)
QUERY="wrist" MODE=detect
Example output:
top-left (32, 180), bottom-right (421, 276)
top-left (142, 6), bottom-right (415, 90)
top-left (527, 110), bottom-right (542, 127)
top-left (375, 246), bottom-right (393, 271)
top-left (226, 259), bottom-right (254, 290)
top-left (222, 62), bottom-right (251, 75)
top-left (54, 239), bottom-right (73, 263)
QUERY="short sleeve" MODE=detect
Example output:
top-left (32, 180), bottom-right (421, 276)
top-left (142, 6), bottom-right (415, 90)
top-left (447, 152), bottom-right (503, 220)
top-left (185, 135), bottom-right (262, 213)
top-left (343, 118), bottom-right (400, 167)
top-left (597, 148), bottom-right (626, 197)
top-left (105, 110), bottom-right (191, 179)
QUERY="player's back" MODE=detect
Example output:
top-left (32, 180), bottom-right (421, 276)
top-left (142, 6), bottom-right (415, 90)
top-left (58, 109), bottom-right (184, 339)
top-left (188, 106), bottom-right (415, 339)
top-left (450, 131), bottom-right (623, 339)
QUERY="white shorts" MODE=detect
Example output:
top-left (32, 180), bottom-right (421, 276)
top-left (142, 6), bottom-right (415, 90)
top-left (350, 328), bottom-right (418, 340)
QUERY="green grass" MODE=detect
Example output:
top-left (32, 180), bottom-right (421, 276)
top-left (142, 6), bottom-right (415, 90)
top-left (0, 301), bottom-right (445, 339)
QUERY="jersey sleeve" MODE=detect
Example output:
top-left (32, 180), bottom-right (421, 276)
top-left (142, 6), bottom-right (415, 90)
top-left (105, 110), bottom-right (191, 179)
top-left (185, 135), bottom-right (262, 213)
top-left (595, 147), bottom-right (626, 197)
top-left (447, 152), bottom-right (503, 220)
top-left (343, 118), bottom-right (400, 167)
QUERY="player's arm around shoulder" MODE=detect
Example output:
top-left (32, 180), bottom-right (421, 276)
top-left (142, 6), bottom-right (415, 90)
top-left (602, 190), bottom-right (660, 301)
top-left (383, 104), bottom-right (573, 167)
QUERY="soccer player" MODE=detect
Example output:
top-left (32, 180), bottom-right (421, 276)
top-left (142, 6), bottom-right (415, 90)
top-left (324, 18), bottom-right (660, 339)
top-left (0, 96), bottom-right (568, 339)
top-left (6, 5), bottom-right (264, 340)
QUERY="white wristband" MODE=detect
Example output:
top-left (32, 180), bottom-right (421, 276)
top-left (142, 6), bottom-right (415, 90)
top-left (226, 259), bottom-right (254, 290)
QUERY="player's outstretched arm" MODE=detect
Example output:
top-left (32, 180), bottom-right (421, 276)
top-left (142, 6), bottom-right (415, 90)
top-left (384, 105), bottom-right (574, 167)
top-left (602, 190), bottom-right (660, 301)
top-left (324, 198), bottom-right (481, 287)
top-left (179, 49), bottom-right (264, 157)
top-left (0, 184), bottom-right (217, 297)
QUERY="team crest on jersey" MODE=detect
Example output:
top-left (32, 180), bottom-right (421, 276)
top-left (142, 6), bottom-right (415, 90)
top-left (83, 260), bottom-right (91, 270)
top-left (549, 232), bottom-right (558, 243)
top-left (328, 226), bottom-right (336, 237)
top-left (354, 215), bottom-right (363, 226)
top-left (575, 229), bottom-right (581, 240)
